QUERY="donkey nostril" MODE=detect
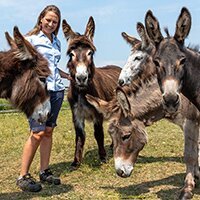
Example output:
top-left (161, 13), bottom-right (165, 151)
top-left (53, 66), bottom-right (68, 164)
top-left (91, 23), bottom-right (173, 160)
top-left (77, 75), bottom-right (87, 83)
top-left (163, 95), bottom-right (167, 103)
top-left (174, 95), bottom-right (180, 106)
top-left (82, 76), bottom-right (87, 82)
top-left (118, 79), bottom-right (124, 86)
top-left (116, 168), bottom-right (130, 178)
top-left (163, 94), bottom-right (180, 111)
top-left (116, 168), bottom-right (124, 177)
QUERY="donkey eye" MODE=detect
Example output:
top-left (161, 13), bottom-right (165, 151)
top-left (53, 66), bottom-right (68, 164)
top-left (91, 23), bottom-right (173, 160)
top-left (69, 52), bottom-right (75, 58)
top-left (108, 123), bottom-right (116, 134)
top-left (87, 51), bottom-right (93, 56)
top-left (122, 132), bottom-right (131, 141)
top-left (153, 59), bottom-right (160, 68)
top-left (39, 77), bottom-right (46, 84)
top-left (179, 57), bottom-right (186, 66)
top-left (135, 56), bottom-right (143, 61)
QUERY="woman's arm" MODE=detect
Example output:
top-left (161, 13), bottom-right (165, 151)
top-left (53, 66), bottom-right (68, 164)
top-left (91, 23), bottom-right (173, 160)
top-left (58, 69), bottom-right (72, 80)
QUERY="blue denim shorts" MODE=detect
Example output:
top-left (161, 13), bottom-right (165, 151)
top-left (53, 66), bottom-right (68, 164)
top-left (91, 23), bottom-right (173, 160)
top-left (28, 90), bottom-right (64, 133)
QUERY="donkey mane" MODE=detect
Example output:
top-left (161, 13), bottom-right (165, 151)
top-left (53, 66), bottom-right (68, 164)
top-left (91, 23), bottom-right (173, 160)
top-left (164, 27), bottom-right (170, 38)
top-left (121, 79), bottom-right (163, 120)
top-left (128, 64), bottom-right (157, 96)
top-left (187, 44), bottom-right (200, 52)
top-left (67, 35), bottom-right (96, 55)
top-left (184, 45), bottom-right (200, 68)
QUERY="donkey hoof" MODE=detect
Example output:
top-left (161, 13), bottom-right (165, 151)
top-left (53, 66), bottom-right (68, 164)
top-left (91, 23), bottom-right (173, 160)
top-left (100, 157), bottom-right (107, 164)
top-left (109, 142), bottom-right (113, 149)
top-left (70, 162), bottom-right (80, 171)
top-left (179, 190), bottom-right (193, 200)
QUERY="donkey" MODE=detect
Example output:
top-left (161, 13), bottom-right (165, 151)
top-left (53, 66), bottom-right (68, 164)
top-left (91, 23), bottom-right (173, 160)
top-left (118, 22), bottom-right (180, 114)
top-left (118, 23), bottom-right (155, 87)
top-left (145, 7), bottom-right (200, 114)
top-left (62, 17), bottom-right (121, 168)
top-left (0, 26), bottom-right (51, 123)
top-left (86, 79), bottom-right (200, 199)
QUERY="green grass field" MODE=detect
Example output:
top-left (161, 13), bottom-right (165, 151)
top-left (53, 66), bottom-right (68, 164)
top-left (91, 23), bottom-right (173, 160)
top-left (0, 103), bottom-right (200, 199)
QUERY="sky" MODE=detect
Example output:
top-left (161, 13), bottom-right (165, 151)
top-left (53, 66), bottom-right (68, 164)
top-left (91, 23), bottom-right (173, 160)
top-left (0, 0), bottom-right (200, 86)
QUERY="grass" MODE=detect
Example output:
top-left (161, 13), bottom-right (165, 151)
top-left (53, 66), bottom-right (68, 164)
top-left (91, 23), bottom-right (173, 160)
top-left (0, 99), bottom-right (14, 111)
top-left (0, 104), bottom-right (200, 199)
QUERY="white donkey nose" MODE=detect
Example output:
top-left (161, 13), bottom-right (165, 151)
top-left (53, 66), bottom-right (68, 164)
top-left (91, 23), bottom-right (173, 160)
top-left (31, 98), bottom-right (51, 123)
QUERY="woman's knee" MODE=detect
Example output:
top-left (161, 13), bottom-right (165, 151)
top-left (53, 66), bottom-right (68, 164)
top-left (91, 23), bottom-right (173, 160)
top-left (31, 131), bottom-right (46, 141)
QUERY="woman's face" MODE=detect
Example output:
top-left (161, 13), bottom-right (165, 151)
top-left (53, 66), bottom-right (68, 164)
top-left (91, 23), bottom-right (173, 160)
top-left (40, 11), bottom-right (59, 36)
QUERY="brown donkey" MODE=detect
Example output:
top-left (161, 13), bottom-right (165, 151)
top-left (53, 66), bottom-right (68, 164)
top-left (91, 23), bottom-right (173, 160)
top-left (62, 17), bottom-right (121, 168)
top-left (0, 26), bottom-right (51, 123)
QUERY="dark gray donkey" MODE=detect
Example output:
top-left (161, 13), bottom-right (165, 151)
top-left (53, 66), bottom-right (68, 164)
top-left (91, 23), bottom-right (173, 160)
top-left (145, 7), bottom-right (200, 115)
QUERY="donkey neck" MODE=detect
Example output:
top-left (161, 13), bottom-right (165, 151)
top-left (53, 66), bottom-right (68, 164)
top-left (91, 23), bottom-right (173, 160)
top-left (182, 48), bottom-right (200, 111)
top-left (127, 78), bottom-right (165, 125)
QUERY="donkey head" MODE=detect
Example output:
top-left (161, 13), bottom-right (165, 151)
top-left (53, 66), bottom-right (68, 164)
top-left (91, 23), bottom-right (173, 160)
top-left (86, 88), bottom-right (147, 178)
top-left (118, 22), bottom-right (155, 86)
top-left (4, 27), bottom-right (51, 123)
top-left (145, 7), bottom-right (191, 114)
top-left (62, 17), bottom-right (96, 90)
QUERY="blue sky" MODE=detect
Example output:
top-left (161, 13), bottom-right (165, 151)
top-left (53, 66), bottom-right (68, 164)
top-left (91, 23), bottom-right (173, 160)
top-left (0, 0), bottom-right (200, 86)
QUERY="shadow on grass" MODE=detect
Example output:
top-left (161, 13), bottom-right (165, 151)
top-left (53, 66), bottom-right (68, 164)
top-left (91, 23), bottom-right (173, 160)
top-left (137, 155), bottom-right (183, 164)
top-left (0, 184), bottom-right (73, 200)
top-left (50, 144), bottom-right (113, 174)
top-left (50, 146), bottom-right (182, 176)
top-left (83, 144), bottom-right (113, 168)
top-left (119, 173), bottom-right (184, 199)
top-left (102, 173), bottom-right (200, 199)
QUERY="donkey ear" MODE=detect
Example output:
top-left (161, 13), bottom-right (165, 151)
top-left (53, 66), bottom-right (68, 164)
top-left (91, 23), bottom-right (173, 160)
top-left (85, 94), bottom-right (112, 119)
top-left (174, 7), bottom-right (191, 45)
top-left (121, 32), bottom-right (140, 47)
top-left (5, 31), bottom-right (17, 49)
top-left (116, 88), bottom-right (131, 118)
top-left (136, 22), bottom-right (151, 49)
top-left (84, 16), bottom-right (95, 41)
top-left (13, 26), bottom-right (34, 60)
top-left (62, 19), bottom-right (76, 41)
top-left (145, 10), bottom-right (163, 46)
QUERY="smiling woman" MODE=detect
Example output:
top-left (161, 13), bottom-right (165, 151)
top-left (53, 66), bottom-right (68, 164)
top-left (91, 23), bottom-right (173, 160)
top-left (40, 11), bottom-right (59, 42)
top-left (16, 5), bottom-right (71, 193)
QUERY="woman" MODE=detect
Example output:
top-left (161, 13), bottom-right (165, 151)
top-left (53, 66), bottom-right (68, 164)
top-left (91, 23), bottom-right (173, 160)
top-left (16, 5), bottom-right (69, 192)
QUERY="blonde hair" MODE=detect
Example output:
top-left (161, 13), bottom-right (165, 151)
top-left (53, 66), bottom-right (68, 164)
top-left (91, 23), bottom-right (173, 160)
top-left (26, 5), bottom-right (61, 36)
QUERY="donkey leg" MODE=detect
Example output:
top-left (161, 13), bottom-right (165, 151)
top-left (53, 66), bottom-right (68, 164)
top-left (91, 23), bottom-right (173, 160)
top-left (71, 117), bottom-right (86, 169)
top-left (94, 116), bottom-right (106, 163)
top-left (194, 126), bottom-right (200, 183)
top-left (198, 129), bottom-right (200, 174)
top-left (179, 119), bottom-right (199, 200)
